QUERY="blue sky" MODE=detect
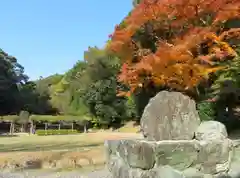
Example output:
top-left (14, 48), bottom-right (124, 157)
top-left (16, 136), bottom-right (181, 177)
top-left (0, 1), bottom-right (132, 80)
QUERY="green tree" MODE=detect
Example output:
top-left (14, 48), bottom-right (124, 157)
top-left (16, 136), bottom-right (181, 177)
top-left (0, 49), bottom-right (28, 114)
top-left (81, 47), bottom-right (131, 127)
top-left (19, 81), bottom-right (57, 114)
top-left (46, 62), bottom-right (89, 115)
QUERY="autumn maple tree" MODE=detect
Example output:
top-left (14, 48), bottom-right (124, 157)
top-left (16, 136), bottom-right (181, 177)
top-left (108, 0), bottom-right (240, 96)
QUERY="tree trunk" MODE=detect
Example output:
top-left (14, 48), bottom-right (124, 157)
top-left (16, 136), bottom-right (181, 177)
top-left (12, 123), bottom-right (15, 135)
top-left (30, 121), bottom-right (33, 135)
top-left (21, 124), bottom-right (24, 132)
top-left (9, 122), bottom-right (12, 135)
top-left (45, 123), bottom-right (47, 135)
top-left (57, 123), bottom-right (60, 134)
top-left (84, 124), bottom-right (87, 133)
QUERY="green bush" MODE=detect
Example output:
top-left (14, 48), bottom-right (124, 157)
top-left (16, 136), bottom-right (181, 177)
top-left (30, 115), bottom-right (88, 122)
top-left (197, 101), bottom-right (216, 121)
top-left (1, 115), bottom-right (19, 122)
top-left (36, 129), bottom-right (79, 136)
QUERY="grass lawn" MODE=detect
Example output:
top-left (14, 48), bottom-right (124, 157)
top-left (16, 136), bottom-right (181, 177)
top-left (0, 132), bottom-right (141, 171)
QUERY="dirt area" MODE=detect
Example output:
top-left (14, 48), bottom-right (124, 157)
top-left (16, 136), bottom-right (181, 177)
top-left (0, 132), bottom-right (142, 172)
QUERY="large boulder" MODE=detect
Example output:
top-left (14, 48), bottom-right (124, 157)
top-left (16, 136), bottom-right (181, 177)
top-left (197, 138), bottom-right (234, 174)
top-left (195, 121), bottom-right (228, 141)
top-left (141, 91), bottom-right (200, 141)
top-left (195, 121), bottom-right (234, 175)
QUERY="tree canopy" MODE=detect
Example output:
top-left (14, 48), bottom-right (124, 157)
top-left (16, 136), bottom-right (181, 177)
top-left (108, 0), bottom-right (240, 97)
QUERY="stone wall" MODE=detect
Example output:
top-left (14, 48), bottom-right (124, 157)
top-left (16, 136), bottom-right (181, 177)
top-left (105, 131), bottom-right (234, 177)
top-left (105, 91), bottom-right (236, 178)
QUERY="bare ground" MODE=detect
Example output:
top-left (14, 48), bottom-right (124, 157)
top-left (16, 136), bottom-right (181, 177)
top-left (0, 132), bottom-right (142, 174)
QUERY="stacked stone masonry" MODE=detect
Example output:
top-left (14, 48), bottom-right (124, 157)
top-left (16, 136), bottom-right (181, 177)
top-left (105, 135), bottom-right (234, 177)
top-left (105, 91), bottom-right (236, 178)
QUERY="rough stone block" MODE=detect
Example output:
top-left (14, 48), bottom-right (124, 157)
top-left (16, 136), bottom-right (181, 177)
top-left (183, 168), bottom-right (205, 178)
top-left (141, 91), bottom-right (200, 141)
top-left (154, 140), bottom-right (200, 171)
top-left (131, 166), bottom-right (184, 178)
top-left (197, 139), bottom-right (234, 174)
top-left (105, 139), bottom-right (155, 170)
top-left (150, 165), bottom-right (184, 178)
top-left (195, 121), bottom-right (228, 141)
top-left (117, 140), bottom-right (155, 170)
top-left (107, 155), bottom-right (130, 178)
top-left (104, 139), bottom-right (122, 159)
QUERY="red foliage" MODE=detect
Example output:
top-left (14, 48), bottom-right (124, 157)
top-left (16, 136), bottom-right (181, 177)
top-left (108, 0), bottom-right (240, 95)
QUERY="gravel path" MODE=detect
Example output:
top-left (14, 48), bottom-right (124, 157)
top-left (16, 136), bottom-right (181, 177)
top-left (0, 169), bottom-right (112, 178)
